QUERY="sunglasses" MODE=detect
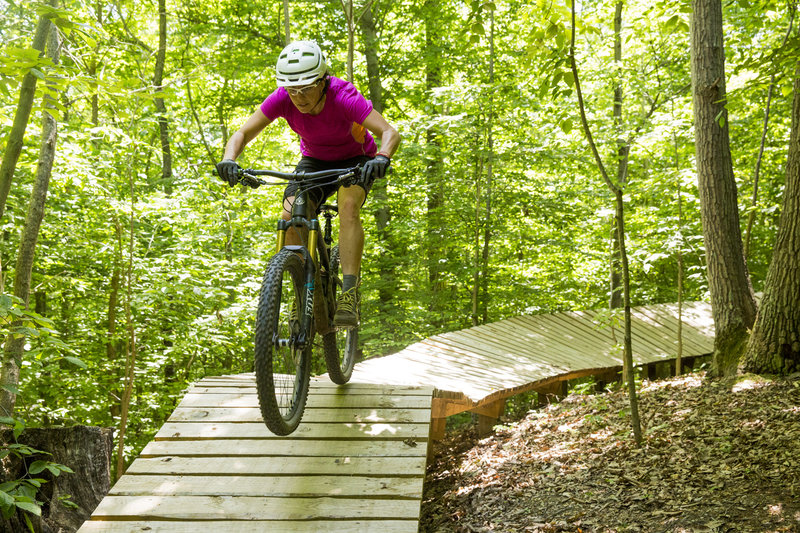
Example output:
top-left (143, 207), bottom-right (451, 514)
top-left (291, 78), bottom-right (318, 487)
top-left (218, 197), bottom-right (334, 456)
top-left (286, 79), bottom-right (323, 97)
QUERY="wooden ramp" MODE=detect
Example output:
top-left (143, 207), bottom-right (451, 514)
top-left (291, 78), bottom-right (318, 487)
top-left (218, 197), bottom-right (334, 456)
top-left (80, 300), bottom-right (715, 532)
top-left (350, 300), bottom-right (715, 437)
top-left (79, 377), bottom-right (433, 533)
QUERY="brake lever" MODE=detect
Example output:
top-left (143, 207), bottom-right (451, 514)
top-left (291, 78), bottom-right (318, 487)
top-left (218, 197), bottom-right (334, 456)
top-left (239, 173), bottom-right (265, 189)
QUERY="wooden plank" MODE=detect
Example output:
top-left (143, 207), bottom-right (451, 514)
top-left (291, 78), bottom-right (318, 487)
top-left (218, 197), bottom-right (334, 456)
top-left (168, 406), bottom-right (431, 424)
top-left (441, 327), bottom-right (591, 370)
top-left (524, 313), bottom-right (622, 362)
top-left (188, 383), bottom-right (434, 395)
top-left (88, 495), bottom-right (421, 520)
top-left (125, 455), bottom-right (427, 476)
top-left (79, 520), bottom-right (419, 533)
top-left (422, 333), bottom-right (579, 375)
top-left (177, 392), bottom-right (433, 409)
top-left (351, 353), bottom-right (505, 399)
top-left (140, 438), bottom-right (427, 458)
top-left (469, 319), bottom-right (602, 365)
top-left (633, 306), bottom-right (714, 354)
top-left (576, 310), bottom-right (666, 360)
top-left (384, 344), bottom-right (540, 389)
top-left (501, 315), bottom-right (616, 364)
top-left (546, 311), bottom-right (624, 355)
top-left (110, 474), bottom-right (422, 498)
top-left (504, 315), bottom-right (619, 367)
top-left (352, 358), bottom-right (499, 402)
top-left (480, 318), bottom-right (607, 364)
top-left (155, 421), bottom-right (429, 441)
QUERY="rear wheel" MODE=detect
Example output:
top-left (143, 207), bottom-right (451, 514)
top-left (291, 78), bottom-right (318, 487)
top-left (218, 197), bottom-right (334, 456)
top-left (254, 249), bottom-right (312, 435)
top-left (323, 245), bottom-right (358, 384)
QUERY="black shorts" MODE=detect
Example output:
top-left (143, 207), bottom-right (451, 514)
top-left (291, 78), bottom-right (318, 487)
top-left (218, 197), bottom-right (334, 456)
top-left (282, 155), bottom-right (375, 209)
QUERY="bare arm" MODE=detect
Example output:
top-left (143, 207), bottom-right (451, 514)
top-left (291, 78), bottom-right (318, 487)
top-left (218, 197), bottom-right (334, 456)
top-left (223, 108), bottom-right (272, 161)
top-left (362, 109), bottom-right (401, 158)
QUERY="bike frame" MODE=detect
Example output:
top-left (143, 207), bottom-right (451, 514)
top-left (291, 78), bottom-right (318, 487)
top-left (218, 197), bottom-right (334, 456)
top-left (244, 167), bottom-right (357, 350)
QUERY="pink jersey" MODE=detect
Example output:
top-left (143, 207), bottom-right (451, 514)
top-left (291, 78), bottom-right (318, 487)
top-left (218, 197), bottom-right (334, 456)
top-left (260, 76), bottom-right (377, 161)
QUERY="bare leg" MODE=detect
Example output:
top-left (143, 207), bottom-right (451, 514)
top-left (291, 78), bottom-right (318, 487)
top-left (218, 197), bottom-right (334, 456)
top-left (336, 185), bottom-right (366, 276)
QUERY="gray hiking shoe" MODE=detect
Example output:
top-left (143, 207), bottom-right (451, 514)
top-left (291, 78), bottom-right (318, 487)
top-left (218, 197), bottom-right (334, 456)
top-left (334, 287), bottom-right (360, 328)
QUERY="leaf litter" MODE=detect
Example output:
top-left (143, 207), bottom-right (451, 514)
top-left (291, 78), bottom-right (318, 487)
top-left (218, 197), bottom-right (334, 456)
top-left (421, 372), bottom-right (800, 533)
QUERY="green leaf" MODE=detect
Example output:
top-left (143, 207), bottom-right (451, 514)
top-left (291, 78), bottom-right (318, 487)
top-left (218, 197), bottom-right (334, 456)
top-left (64, 356), bottom-right (87, 369)
top-left (0, 490), bottom-right (14, 507)
top-left (14, 501), bottom-right (42, 517)
top-left (29, 68), bottom-right (45, 80)
top-left (28, 461), bottom-right (48, 475)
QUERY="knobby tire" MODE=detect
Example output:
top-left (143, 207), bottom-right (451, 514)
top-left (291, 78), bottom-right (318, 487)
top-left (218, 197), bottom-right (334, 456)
top-left (254, 248), bottom-right (312, 435)
top-left (323, 245), bottom-right (358, 384)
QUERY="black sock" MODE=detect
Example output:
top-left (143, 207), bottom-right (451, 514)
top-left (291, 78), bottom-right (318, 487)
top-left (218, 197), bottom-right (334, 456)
top-left (343, 275), bottom-right (357, 292)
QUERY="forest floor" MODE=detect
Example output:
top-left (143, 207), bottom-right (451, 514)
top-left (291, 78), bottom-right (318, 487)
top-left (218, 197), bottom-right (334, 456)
top-left (420, 371), bottom-right (800, 533)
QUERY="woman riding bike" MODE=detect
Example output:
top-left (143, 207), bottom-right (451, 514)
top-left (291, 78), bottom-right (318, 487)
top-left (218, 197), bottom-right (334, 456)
top-left (216, 40), bottom-right (401, 327)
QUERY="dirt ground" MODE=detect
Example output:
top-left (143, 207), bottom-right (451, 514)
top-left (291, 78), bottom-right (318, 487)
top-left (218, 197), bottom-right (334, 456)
top-left (420, 372), bottom-right (800, 533)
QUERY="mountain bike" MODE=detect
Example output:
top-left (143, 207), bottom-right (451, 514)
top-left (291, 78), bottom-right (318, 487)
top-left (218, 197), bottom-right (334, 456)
top-left (237, 166), bottom-right (361, 435)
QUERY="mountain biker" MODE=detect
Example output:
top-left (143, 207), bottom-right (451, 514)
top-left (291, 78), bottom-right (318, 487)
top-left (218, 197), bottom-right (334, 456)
top-left (216, 40), bottom-right (400, 328)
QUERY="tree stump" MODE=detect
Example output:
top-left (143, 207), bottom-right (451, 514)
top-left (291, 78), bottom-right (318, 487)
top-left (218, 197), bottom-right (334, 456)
top-left (0, 426), bottom-right (113, 533)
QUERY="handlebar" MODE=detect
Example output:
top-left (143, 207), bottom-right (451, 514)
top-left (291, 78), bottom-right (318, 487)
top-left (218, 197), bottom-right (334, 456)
top-left (237, 166), bottom-right (360, 189)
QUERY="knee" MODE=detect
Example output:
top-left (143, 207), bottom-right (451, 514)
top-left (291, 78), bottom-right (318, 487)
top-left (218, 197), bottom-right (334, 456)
top-left (338, 196), bottom-right (361, 221)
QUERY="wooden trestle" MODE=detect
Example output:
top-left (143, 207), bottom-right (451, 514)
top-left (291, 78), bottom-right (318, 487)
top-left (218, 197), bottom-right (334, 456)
top-left (79, 300), bottom-right (715, 532)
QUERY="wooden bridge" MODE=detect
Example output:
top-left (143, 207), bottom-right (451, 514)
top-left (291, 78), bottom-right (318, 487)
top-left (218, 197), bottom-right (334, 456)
top-left (78, 300), bottom-right (714, 532)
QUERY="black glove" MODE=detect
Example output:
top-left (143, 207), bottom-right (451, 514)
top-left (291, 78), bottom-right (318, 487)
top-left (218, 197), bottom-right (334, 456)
top-left (215, 159), bottom-right (240, 187)
top-left (361, 154), bottom-right (390, 182)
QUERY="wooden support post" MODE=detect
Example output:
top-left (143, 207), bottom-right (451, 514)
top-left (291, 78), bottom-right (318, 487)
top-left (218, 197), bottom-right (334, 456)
top-left (533, 380), bottom-right (568, 407)
top-left (594, 368), bottom-right (620, 393)
top-left (471, 399), bottom-right (505, 437)
top-left (429, 417), bottom-right (446, 441)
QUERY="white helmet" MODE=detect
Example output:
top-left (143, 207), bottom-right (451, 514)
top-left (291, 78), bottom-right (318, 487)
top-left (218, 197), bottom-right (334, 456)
top-left (276, 41), bottom-right (328, 87)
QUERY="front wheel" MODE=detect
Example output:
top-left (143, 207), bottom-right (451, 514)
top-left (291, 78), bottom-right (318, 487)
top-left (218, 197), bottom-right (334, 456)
top-left (254, 248), bottom-right (312, 435)
top-left (323, 245), bottom-right (359, 384)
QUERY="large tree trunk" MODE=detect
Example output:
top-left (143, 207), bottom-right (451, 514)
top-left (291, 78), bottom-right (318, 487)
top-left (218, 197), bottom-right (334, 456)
top-left (154, 0), bottom-right (173, 192)
top-left (741, 62), bottom-right (800, 374)
top-left (0, 8), bottom-right (53, 221)
top-left (0, 23), bottom-right (61, 417)
top-left (0, 426), bottom-right (113, 533)
top-left (690, 0), bottom-right (757, 376)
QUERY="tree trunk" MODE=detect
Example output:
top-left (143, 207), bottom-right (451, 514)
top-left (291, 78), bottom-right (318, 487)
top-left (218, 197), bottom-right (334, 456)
top-left (0, 8), bottom-right (53, 221)
top-left (0, 426), bottom-right (113, 533)
top-left (675, 133), bottom-right (685, 375)
top-left (359, 5), bottom-right (395, 308)
top-left (744, 8), bottom-right (796, 259)
top-left (479, 12), bottom-right (495, 325)
top-left (741, 61), bottom-right (800, 374)
top-left (0, 22), bottom-right (61, 417)
top-left (154, 0), bottom-right (173, 192)
top-left (609, 1), bottom-right (625, 313)
top-left (690, 0), bottom-right (757, 376)
top-left (570, 0), bottom-right (642, 445)
top-left (283, 0), bottom-right (291, 44)
top-left (425, 0), bottom-right (445, 323)
top-left (116, 163), bottom-right (139, 479)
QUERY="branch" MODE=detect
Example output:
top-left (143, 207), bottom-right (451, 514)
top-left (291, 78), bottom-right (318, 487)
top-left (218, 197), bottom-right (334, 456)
top-left (569, 1), bottom-right (617, 194)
